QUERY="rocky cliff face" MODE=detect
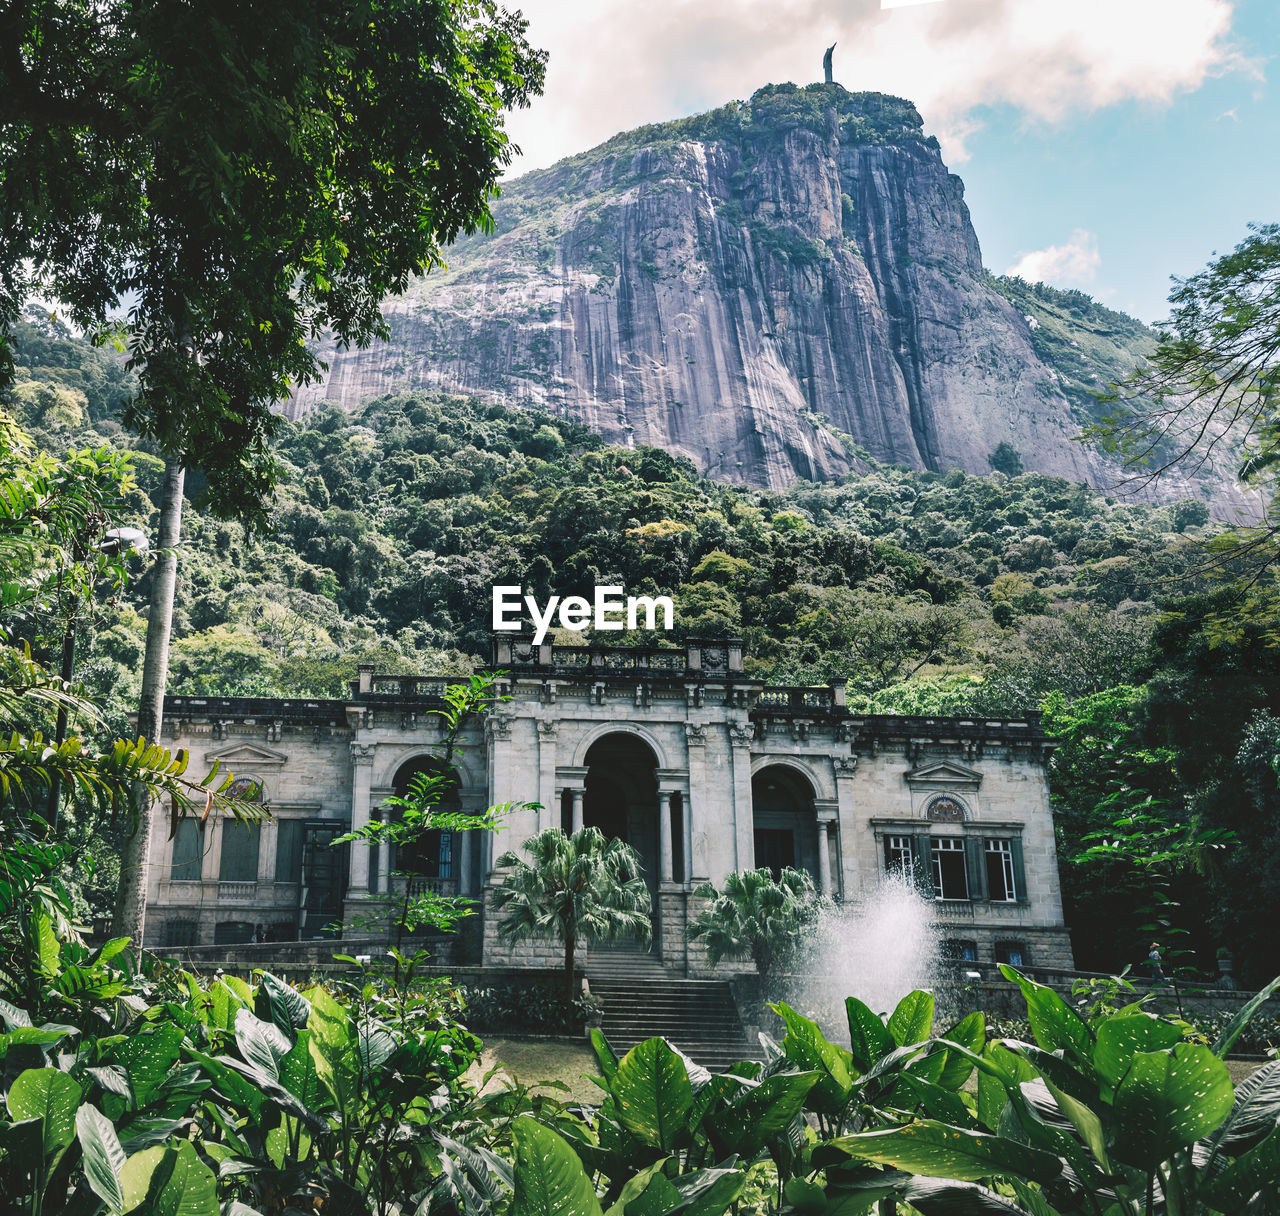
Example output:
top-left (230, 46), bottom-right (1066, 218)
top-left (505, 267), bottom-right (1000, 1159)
top-left (289, 84), bottom-right (1204, 501)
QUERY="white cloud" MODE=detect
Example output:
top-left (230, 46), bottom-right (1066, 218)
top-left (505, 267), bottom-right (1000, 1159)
top-left (1004, 228), bottom-right (1101, 286)
top-left (503, 0), bottom-right (1254, 173)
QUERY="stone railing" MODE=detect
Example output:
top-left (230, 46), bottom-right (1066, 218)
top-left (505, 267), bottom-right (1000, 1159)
top-left (217, 881), bottom-right (257, 900)
top-left (365, 676), bottom-right (448, 700)
top-left (491, 636), bottom-right (744, 677)
top-left (165, 693), bottom-right (346, 724)
top-left (405, 876), bottom-right (459, 898)
top-left (753, 686), bottom-right (843, 713)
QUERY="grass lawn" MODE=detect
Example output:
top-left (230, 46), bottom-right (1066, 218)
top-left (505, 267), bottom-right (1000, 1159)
top-left (469, 1037), bottom-right (602, 1105)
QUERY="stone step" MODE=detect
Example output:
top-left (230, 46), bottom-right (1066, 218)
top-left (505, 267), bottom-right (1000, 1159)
top-left (587, 976), bottom-right (759, 1072)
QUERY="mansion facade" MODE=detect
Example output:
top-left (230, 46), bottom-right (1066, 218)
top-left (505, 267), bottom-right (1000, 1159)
top-left (146, 638), bottom-right (1075, 972)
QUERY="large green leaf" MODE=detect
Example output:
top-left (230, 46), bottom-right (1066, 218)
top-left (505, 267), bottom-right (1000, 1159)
top-left (829, 1119), bottom-right (1063, 1184)
top-left (1093, 1014), bottom-right (1184, 1087)
top-left (827, 1171), bottom-right (1044, 1215)
top-left (672, 1166), bottom-right (747, 1216)
top-left (181, 1047), bottom-right (267, 1119)
top-left (846, 997), bottom-right (894, 1074)
top-left (590, 1028), bottom-right (620, 1083)
top-left (611, 1037), bottom-right (693, 1151)
top-left (1212, 1058), bottom-right (1280, 1150)
top-left (999, 966), bottom-right (1091, 1063)
top-left (1213, 974), bottom-right (1280, 1058)
top-left (119, 1141), bottom-right (217, 1216)
top-left (278, 1029), bottom-right (325, 1113)
top-left (1113, 1043), bottom-right (1234, 1169)
top-left (887, 1073), bottom-right (977, 1128)
top-left (603, 1157), bottom-right (679, 1216)
top-left (6, 1066), bottom-right (81, 1155)
top-left (511, 1116), bottom-right (604, 1216)
top-left (234, 1007), bottom-right (292, 1081)
top-left (109, 1024), bottom-right (185, 1108)
top-left (1030, 1075), bottom-right (1112, 1173)
top-left (254, 971), bottom-right (310, 1033)
top-left (707, 1070), bottom-right (818, 1156)
top-left (935, 1011), bottom-right (986, 1092)
top-left (773, 1003), bottom-right (853, 1113)
top-left (1200, 1124), bottom-right (1280, 1209)
top-left (77, 1104), bottom-right (126, 1216)
top-left (306, 985), bottom-right (360, 1116)
top-left (888, 990), bottom-right (935, 1048)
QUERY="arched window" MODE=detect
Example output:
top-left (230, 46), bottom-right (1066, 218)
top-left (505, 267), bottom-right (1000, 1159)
top-left (925, 795), bottom-right (966, 823)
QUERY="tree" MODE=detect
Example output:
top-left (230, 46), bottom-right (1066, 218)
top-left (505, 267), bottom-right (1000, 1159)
top-left (492, 827), bottom-right (652, 1000)
top-left (2, 0), bottom-right (546, 940)
top-left (988, 441), bottom-right (1025, 476)
top-left (1088, 222), bottom-right (1280, 571)
top-left (686, 867), bottom-right (820, 987)
top-left (1, 421), bottom-right (261, 1002)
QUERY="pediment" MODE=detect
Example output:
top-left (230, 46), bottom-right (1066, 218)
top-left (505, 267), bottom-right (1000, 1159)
top-left (904, 760), bottom-right (982, 791)
top-left (203, 742), bottom-right (290, 768)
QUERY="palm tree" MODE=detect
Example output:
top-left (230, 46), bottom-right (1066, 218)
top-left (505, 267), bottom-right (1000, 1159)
top-left (492, 827), bottom-right (652, 1000)
top-left (686, 867), bottom-right (819, 987)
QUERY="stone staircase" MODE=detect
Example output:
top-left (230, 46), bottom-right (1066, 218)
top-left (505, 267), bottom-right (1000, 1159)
top-left (586, 943), bottom-right (760, 1072)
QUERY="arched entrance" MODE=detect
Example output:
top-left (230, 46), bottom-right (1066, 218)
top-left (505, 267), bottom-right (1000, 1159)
top-left (752, 765), bottom-right (819, 881)
top-left (582, 733), bottom-right (660, 895)
top-left (385, 756), bottom-right (482, 897)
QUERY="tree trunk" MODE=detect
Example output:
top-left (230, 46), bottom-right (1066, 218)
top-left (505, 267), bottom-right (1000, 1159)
top-left (111, 457), bottom-right (185, 942)
top-left (565, 932), bottom-right (576, 1002)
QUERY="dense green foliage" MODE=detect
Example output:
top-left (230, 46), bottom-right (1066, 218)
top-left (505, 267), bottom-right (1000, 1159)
top-left (4, 929), bottom-right (1277, 1215)
top-left (0, 409), bottom-right (266, 1001)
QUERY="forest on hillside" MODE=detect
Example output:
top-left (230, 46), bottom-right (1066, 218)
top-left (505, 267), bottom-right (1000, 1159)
top-left (9, 309), bottom-right (1280, 986)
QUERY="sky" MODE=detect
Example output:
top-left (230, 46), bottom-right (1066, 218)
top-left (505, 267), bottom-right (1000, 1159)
top-left (501, 0), bottom-right (1279, 325)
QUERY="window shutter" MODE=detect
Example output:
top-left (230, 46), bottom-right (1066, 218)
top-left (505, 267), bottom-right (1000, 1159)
top-left (883, 835), bottom-right (893, 871)
top-left (965, 837), bottom-right (987, 901)
top-left (1010, 837), bottom-right (1028, 903)
top-left (914, 835), bottom-right (935, 898)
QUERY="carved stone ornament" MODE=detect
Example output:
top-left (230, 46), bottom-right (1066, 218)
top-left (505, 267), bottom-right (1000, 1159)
top-left (685, 723), bottom-right (707, 748)
top-left (485, 715), bottom-right (513, 742)
top-left (728, 722), bottom-right (754, 747)
top-left (350, 742), bottom-right (378, 767)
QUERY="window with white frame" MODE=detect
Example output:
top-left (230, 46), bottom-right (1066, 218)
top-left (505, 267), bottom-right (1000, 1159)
top-left (885, 834), bottom-right (914, 877)
top-left (931, 837), bottom-right (968, 900)
top-left (985, 838), bottom-right (1018, 902)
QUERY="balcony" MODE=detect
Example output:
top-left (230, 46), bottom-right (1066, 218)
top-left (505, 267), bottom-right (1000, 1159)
top-left (218, 881), bottom-right (257, 900)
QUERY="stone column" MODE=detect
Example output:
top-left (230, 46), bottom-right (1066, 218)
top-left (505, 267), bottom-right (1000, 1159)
top-left (556, 766), bottom-right (588, 836)
top-left (682, 791), bottom-right (693, 884)
top-left (258, 817), bottom-right (278, 887)
top-left (833, 755), bottom-right (860, 900)
top-left (376, 808), bottom-right (391, 897)
top-left (347, 742), bottom-right (376, 897)
top-left (537, 720), bottom-right (558, 834)
top-left (728, 722), bottom-right (755, 874)
top-left (815, 806), bottom-right (838, 896)
top-left (658, 790), bottom-right (674, 884)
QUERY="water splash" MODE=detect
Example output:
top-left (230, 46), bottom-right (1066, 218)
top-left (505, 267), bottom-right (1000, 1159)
top-left (788, 872), bottom-right (939, 1037)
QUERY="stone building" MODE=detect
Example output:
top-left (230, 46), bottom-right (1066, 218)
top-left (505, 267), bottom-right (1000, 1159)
top-left (146, 638), bottom-right (1074, 972)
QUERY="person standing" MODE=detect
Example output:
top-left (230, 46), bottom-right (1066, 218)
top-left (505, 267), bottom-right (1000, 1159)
top-left (1148, 942), bottom-right (1165, 984)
